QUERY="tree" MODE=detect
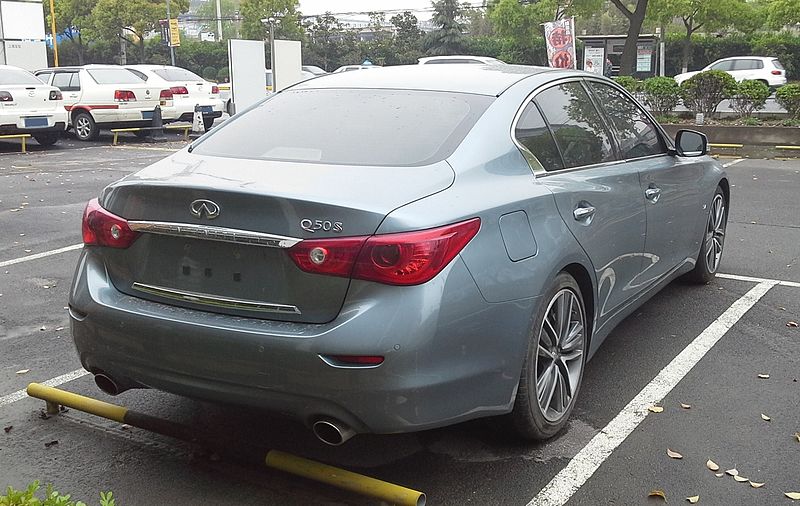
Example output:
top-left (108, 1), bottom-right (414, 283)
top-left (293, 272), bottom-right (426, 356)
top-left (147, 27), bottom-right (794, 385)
top-left (488, 0), bottom-right (559, 42)
top-left (239, 0), bottom-right (303, 41)
top-left (766, 0), bottom-right (800, 27)
top-left (44, 0), bottom-right (98, 64)
top-left (424, 0), bottom-right (465, 55)
top-left (91, 0), bottom-right (189, 61)
top-left (603, 0), bottom-right (651, 75)
top-left (390, 11), bottom-right (423, 64)
top-left (194, 0), bottom-right (242, 40)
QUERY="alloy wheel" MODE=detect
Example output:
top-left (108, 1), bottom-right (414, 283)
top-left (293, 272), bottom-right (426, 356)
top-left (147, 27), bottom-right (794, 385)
top-left (705, 194), bottom-right (726, 273)
top-left (535, 288), bottom-right (585, 422)
top-left (75, 116), bottom-right (91, 139)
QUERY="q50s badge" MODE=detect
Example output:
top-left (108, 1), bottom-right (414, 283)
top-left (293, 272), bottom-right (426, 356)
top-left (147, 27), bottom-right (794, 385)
top-left (300, 219), bottom-right (343, 233)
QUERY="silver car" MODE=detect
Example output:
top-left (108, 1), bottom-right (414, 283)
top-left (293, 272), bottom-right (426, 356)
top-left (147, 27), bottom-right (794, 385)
top-left (71, 65), bottom-right (727, 445)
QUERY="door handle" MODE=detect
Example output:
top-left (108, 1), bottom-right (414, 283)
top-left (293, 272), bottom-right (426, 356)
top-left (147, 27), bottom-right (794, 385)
top-left (573, 205), bottom-right (596, 221)
top-left (645, 187), bottom-right (662, 203)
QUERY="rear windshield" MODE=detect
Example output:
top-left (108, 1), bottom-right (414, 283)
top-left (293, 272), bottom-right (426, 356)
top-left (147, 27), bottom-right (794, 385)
top-left (152, 68), bottom-right (203, 82)
top-left (772, 59), bottom-right (784, 70)
top-left (87, 68), bottom-right (143, 84)
top-left (193, 89), bottom-right (493, 166)
top-left (0, 68), bottom-right (44, 85)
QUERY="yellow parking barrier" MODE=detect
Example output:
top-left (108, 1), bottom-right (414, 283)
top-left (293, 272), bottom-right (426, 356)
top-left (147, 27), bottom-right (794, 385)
top-left (776, 145), bottom-right (800, 150)
top-left (26, 383), bottom-right (425, 506)
top-left (708, 143), bottom-right (744, 149)
top-left (111, 124), bottom-right (192, 145)
top-left (0, 133), bottom-right (31, 153)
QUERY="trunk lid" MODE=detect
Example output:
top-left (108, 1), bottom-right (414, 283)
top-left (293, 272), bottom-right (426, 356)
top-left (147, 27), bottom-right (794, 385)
top-left (5, 84), bottom-right (60, 113)
top-left (99, 151), bottom-right (454, 323)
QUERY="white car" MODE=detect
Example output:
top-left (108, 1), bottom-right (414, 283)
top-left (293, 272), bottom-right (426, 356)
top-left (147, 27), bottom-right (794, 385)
top-left (418, 55), bottom-right (506, 65)
top-left (332, 65), bottom-right (382, 73)
top-left (674, 56), bottom-right (787, 88)
top-left (0, 65), bottom-right (67, 146)
top-left (125, 65), bottom-right (223, 130)
top-left (34, 65), bottom-right (179, 141)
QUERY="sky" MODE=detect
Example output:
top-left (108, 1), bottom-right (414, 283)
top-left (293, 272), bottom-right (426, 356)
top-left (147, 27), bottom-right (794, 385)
top-left (298, 0), bottom-right (434, 18)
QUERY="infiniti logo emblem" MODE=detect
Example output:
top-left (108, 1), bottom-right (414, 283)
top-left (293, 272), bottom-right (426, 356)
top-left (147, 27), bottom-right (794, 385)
top-left (190, 199), bottom-right (220, 219)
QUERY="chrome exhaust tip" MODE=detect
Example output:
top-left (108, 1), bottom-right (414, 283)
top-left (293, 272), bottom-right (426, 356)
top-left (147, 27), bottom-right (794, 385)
top-left (312, 418), bottom-right (357, 446)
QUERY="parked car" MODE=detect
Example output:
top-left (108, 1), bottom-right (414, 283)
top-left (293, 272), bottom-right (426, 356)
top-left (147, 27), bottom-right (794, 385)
top-left (71, 65), bottom-right (727, 445)
top-left (0, 64), bottom-right (67, 146)
top-left (34, 65), bottom-right (178, 141)
top-left (418, 55), bottom-right (506, 65)
top-left (332, 64), bottom-right (382, 73)
top-left (674, 56), bottom-right (787, 88)
top-left (302, 65), bottom-right (328, 76)
top-left (125, 65), bottom-right (223, 131)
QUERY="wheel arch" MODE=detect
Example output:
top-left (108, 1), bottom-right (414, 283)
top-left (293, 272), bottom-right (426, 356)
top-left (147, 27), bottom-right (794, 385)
top-left (70, 107), bottom-right (94, 123)
top-left (562, 262), bottom-right (595, 346)
top-left (718, 177), bottom-right (730, 208)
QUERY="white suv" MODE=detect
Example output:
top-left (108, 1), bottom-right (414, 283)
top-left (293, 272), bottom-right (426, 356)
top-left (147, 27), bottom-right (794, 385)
top-left (34, 65), bottom-right (178, 141)
top-left (674, 56), bottom-right (787, 88)
top-left (125, 65), bottom-right (223, 130)
top-left (0, 65), bottom-right (67, 146)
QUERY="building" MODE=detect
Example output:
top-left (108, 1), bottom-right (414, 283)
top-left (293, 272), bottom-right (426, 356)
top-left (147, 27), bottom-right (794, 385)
top-left (0, 0), bottom-right (47, 70)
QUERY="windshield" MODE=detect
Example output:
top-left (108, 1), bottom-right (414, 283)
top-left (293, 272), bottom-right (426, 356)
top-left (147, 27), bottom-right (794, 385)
top-left (87, 68), bottom-right (144, 84)
top-left (152, 68), bottom-right (203, 82)
top-left (0, 68), bottom-right (45, 85)
top-left (194, 89), bottom-right (492, 166)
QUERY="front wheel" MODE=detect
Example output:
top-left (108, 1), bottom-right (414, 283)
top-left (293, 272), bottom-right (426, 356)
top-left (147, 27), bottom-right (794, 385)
top-left (685, 186), bottom-right (727, 284)
top-left (509, 272), bottom-right (588, 440)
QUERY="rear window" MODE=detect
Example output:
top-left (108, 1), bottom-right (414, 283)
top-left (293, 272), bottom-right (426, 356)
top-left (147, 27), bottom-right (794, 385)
top-left (193, 89), bottom-right (493, 166)
top-left (0, 68), bottom-right (44, 85)
top-left (152, 68), bottom-right (203, 82)
top-left (87, 68), bottom-right (143, 84)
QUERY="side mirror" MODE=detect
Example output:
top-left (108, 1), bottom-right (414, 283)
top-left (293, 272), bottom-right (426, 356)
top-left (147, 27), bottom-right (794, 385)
top-left (674, 129), bottom-right (708, 157)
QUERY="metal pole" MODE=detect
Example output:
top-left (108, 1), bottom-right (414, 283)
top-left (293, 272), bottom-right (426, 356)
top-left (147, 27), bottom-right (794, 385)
top-left (215, 0), bottom-right (223, 41)
top-left (659, 38), bottom-right (666, 77)
top-left (49, 0), bottom-right (59, 66)
top-left (167, 0), bottom-right (176, 66)
top-left (269, 18), bottom-right (276, 91)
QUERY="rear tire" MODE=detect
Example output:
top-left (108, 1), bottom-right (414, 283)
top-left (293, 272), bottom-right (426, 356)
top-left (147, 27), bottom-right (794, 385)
top-left (73, 111), bottom-right (98, 141)
top-left (508, 272), bottom-right (588, 440)
top-left (685, 186), bottom-right (727, 284)
top-left (33, 132), bottom-right (60, 146)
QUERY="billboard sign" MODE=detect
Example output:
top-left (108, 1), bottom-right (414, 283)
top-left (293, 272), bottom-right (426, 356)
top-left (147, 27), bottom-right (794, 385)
top-left (543, 18), bottom-right (576, 69)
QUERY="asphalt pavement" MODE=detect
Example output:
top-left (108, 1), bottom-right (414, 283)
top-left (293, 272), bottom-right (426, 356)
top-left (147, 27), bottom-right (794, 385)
top-left (1, 133), bottom-right (798, 505)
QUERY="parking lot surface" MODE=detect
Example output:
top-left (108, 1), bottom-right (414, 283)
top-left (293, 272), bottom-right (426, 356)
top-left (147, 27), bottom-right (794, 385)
top-left (1, 134), bottom-right (798, 505)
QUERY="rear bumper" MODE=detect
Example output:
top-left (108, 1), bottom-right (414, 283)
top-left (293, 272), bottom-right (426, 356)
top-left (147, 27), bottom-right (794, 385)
top-left (0, 109), bottom-right (68, 132)
top-left (69, 248), bottom-right (537, 434)
top-left (0, 121), bottom-right (66, 135)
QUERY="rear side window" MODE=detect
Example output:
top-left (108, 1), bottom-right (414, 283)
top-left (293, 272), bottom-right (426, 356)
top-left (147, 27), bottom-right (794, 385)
top-left (52, 72), bottom-right (79, 91)
top-left (514, 102), bottom-right (564, 172)
top-left (772, 59), bottom-right (784, 70)
top-left (588, 82), bottom-right (666, 159)
top-left (534, 82), bottom-right (615, 168)
top-left (87, 68), bottom-right (143, 84)
top-left (36, 71), bottom-right (52, 84)
top-left (733, 59), bottom-right (762, 70)
top-left (152, 68), bottom-right (203, 82)
top-left (193, 89), bottom-right (493, 167)
top-left (0, 68), bottom-right (44, 85)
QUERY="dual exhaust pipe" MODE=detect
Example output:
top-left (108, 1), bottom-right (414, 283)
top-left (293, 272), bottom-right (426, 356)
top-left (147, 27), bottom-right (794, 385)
top-left (94, 372), bottom-right (357, 446)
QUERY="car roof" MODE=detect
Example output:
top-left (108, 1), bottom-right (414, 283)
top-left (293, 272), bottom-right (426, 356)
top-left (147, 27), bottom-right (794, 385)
top-left (294, 64), bottom-right (557, 96)
top-left (36, 65), bottom-right (127, 72)
top-left (418, 55), bottom-right (503, 63)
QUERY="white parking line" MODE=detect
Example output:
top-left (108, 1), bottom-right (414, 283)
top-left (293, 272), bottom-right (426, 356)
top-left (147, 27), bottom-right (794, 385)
top-left (0, 244), bottom-right (82, 268)
top-left (0, 369), bottom-right (89, 409)
top-left (718, 272), bottom-right (800, 288)
top-left (722, 158), bottom-right (745, 168)
top-left (527, 280), bottom-right (776, 506)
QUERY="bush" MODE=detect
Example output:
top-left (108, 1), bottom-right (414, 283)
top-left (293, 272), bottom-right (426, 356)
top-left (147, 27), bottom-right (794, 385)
top-left (680, 70), bottom-right (737, 115)
top-left (730, 79), bottom-right (771, 118)
top-left (0, 481), bottom-right (114, 506)
top-left (613, 76), bottom-right (639, 93)
top-left (216, 67), bottom-right (229, 82)
top-left (202, 66), bottom-right (217, 81)
top-left (776, 83), bottom-right (800, 119)
top-left (642, 77), bottom-right (680, 116)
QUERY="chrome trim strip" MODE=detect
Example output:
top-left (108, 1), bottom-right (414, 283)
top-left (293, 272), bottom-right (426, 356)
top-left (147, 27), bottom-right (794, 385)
top-left (131, 282), bottom-right (302, 315)
top-left (127, 221), bottom-right (302, 248)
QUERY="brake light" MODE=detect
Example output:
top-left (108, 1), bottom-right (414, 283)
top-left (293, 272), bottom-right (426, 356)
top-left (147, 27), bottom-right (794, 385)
top-left (114, 90), bottom-right (136, 101)
top-left (211, 85), bottom-right (219, 94)
top-left (169, 86), bottom-right (188, 95)
top-left (287, 218), bottom-right (480, 286)
top-left (0, 91), bottom-right (13, 102)
top-left (160, 89), bottom-right (174, 99)
top-left (82, 198), bottom-right (139, 248)
top-left (771, 70), bottom-right (782, 75)
top-left (49, 90), bottom-right (63, 100)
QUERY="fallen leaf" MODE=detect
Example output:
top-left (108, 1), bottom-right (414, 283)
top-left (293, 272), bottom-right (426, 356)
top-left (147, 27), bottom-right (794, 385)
top-left (667, 448), bottom-right (684, 459)
top-left (785, 492), bottom-right (800, 500)
top-left (715, 473), bottom-right (724, 478)
top-left (15, 369), bottom-right (29, 375)
top-left (778, 306), bottom-right (786, 311)
top-left (44, 440), bottom-right (58, 448)
top-left (761, 413), bottom-right (771, 422)
top-left (680, 403), bottom-right (691, 409)
top-left (706, 459), bottom-right (720, 471)
top-left (686, 496), bottom-right (699, 504)
top-left (55, 326), bottom-right (64, 331)
top-left (789, 321), bottom-right (799, 328)
top-left (648, 406), bottom-right (664, 413)
top-left (794, 432), bottom-right (800, 443)
top-left (3, 426), bottom-right (11, 433)
top-left (648, 490), bottom-right (667, 502)
top-left (734, 475), bottom-right (749, 482)
top-left (726, 468), bottom-right (739, 476)
top-left (750, 481), bottom-right (765, 488)
top-left (757, 374), bottom-right (770, 379)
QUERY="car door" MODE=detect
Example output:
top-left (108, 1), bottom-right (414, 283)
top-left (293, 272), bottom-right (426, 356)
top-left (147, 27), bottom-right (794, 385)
top-left (587, 80), bottom-right (703, 285)
top-left (518, 80), bottom-right (648, 318)
top-left (51, 71), bottom-right (81, 107)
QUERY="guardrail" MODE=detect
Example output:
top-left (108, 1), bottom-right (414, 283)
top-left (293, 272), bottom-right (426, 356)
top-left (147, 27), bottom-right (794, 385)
top-left (0, 133), bottom-right (31, 153)
top-left (110, 124), bottom-right (192, 146)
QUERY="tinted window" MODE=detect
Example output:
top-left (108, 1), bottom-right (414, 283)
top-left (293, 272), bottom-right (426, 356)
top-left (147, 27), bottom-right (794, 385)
top-left (733, 59), bottom-right (762, 70)
top-left (52, 72), bottom-right (75, 90)
top-left (36, 71), bottom-right (52, 84)
top-left (70, 73), bottom-right (81, 90)
top-left (535, 82), bottom-right (615, 168)
top-left (710, 60), bottom-right (733, 71)
top-left (193, 89), bottom-right (492, 166)
top-left (87, 68), bottom-right (143, 84)
top-left (0, 68), bottom-right (45, 85)
top-left (514, 102), bottom-right (563, 172)
top-left (588, 82), bottom-right (666, 159)
top-left (127, 69), bottom-right (149, 81)
top-left (152, 68), bottom-right (203, 82)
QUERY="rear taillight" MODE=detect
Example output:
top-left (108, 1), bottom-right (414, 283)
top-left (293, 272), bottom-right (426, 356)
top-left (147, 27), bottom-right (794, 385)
top-left (287, 218), bottom-right (480, 286)
top-left (82, 198), bottom-right (139, 248)
top-left (324, 355), bottom-right (385, 366)
top-left (169, 86), bottom-right (188, 95)
top-left (114, 90), bottom-right (136, 101)
top-left (771, 70), bottom-right (782, 75)
top-left (211, 85), bottom-right (219, 94)
top-left (0, 91), bottom-right (13, 102)
top-left (160, 89), bottom-right (174, 99)
top-left (49, 90), bottom-right (63, 100)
